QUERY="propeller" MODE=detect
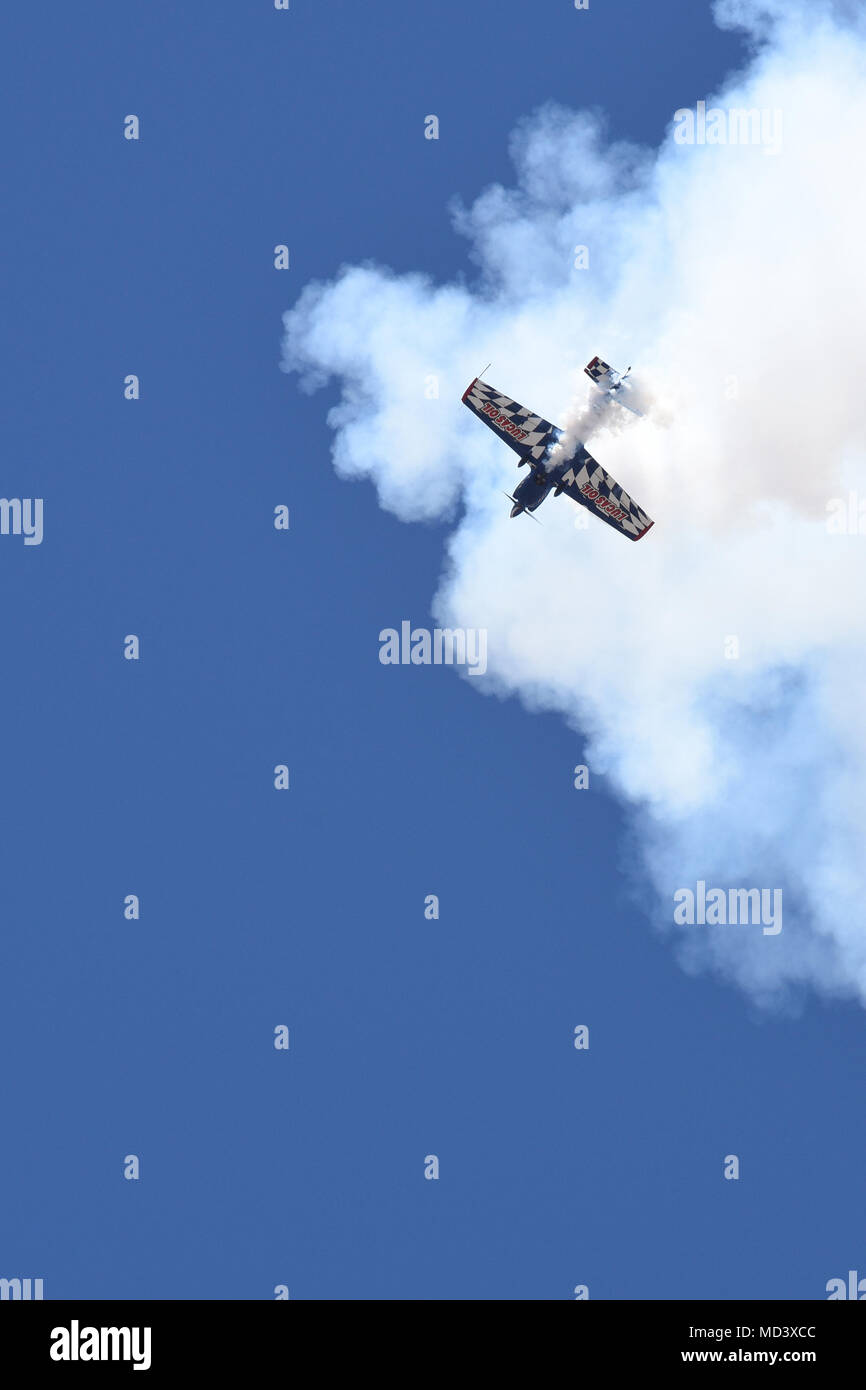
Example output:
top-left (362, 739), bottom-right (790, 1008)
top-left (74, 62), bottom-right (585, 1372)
top-left (501, 492), bottom-right (542, 523)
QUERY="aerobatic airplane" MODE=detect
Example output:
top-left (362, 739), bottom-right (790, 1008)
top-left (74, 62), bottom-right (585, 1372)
top-left (462, 356), bottom-right (654, 541)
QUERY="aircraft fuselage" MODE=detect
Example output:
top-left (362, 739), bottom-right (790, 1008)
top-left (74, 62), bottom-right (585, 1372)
top-left (510, 468), bottom-right (554, 516)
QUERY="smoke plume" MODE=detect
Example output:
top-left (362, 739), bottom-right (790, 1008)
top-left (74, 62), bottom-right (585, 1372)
top-left (282, 0), bottom-right (866, 1009)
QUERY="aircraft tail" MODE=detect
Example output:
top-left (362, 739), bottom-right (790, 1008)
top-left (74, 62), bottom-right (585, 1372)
top-left (584, 355), bottom-right (615, 388)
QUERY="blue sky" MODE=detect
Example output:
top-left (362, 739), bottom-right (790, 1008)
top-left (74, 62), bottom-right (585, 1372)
top-left (1, 1), bottom-right (863, 1301)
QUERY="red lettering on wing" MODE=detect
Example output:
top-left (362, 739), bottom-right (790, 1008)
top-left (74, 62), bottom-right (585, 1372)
top-left (479, 400), bottom-right (527, 441)
top-left (578, 480), bottom-right (630, 524)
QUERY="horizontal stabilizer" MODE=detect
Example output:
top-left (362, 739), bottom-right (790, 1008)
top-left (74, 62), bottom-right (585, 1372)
top-left (584, 355), bottom-right (617, 390)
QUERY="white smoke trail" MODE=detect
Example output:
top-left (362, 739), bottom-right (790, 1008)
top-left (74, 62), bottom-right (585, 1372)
top-left (281, 0), bottom-right (866, 1008)
top-left (546, 374), bottom-right (649, 472)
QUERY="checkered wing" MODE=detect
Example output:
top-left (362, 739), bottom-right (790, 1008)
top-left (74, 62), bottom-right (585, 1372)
top-left (557, 446), bottom-right (654, 542)
top-left (462, 378), bottom-right (558, 464)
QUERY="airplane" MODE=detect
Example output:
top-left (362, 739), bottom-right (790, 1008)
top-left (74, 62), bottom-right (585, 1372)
top-left (462, 357), bottom-right (654, 541)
